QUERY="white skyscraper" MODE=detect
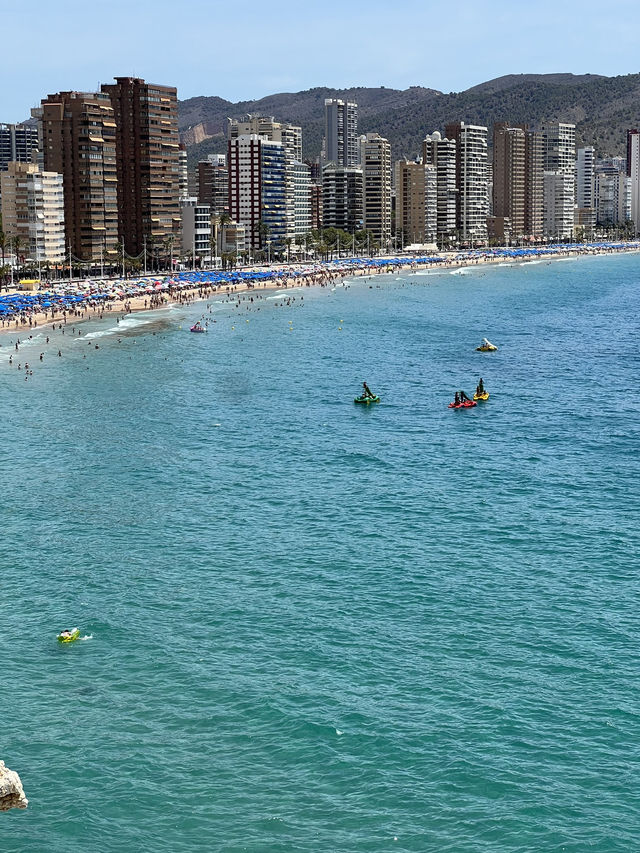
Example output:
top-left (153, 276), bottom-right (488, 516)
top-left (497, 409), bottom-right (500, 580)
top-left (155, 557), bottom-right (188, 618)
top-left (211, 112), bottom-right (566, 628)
top-left (323, 99), bottom-right (358, 167)
top-left (543, 171), bottom-right (575, 240)
top-left (577, 147), bottom-right (595, 209)
top-left (445, 122), bottom-right (488, 243)
top-left (627, 130), bottom-right (640, 233)
top-left (542, 122), bottom-right (576, 239)
top-left (422, 131), bottom-right (457, 244)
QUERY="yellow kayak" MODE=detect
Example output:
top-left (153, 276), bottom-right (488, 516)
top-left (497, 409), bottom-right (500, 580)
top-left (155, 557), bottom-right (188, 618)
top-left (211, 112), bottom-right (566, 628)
top-left (473, 391), bottom-right (490, 401)
top-left (476, 345), bottom-right (497, 352)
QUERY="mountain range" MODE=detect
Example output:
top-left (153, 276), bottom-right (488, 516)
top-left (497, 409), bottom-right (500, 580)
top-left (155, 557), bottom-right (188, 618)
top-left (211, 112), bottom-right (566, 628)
top-left (178, 72), bottom-right (640, 166)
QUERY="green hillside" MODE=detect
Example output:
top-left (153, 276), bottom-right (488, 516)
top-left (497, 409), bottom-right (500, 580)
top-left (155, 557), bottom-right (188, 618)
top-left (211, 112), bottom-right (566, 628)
top-left (179, 73), bottom-right (640, 166)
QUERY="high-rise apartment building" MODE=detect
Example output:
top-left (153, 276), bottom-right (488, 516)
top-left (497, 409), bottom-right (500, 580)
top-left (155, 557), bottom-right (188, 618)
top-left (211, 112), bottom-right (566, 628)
top-left (359, 133), bottom-right (392, 246)
top-left (310, 182), bottom-right (323, 230)
top-left (521, 127), bottom-right (545, 239)
top-left (595, 171), bottom-right (630, 226)
top-left (543, 171), bottom-right (575, 240)
top-left (445, 122), bottom-right (488, 243)
top-left (0, 123), bottom-right (39, 173)
top-left (491, 123), bottom-right (545, 241)
top-left (395, 159), bottom-right (437, 244)
top-left (626, 130), bottom-right (640, 232)
top-left (228, 116), bottom-right (302, 239)
top-left (292, 161), bottom-right (311, 237)
top-left (178, 143), bottom-right (189, 200)
top-left (228, 135), bottom-right (286, 250)
top-left (0, 161), bottom-right (65, 264)
top-left (422, 131), bottom-right (457, 244)
top-left (323, 99), bottom-right (358, 167)
top-left (180, 197), bottom-right (212, 261)
top-left (492, 123), bottom-right (525, 239)
top-left (228, 116), bottom-right (302, 160)
top-left (595, 157), bottom-right (631, 226)
top-left (34, 90), bottom-right (118, 260)
top-left (321, 165), bottom-right (363, 233)
top-left (101, 77), bottom-right (181, 256)
top-left (542, 122), bottom-right (576, 172)
top-left (198, 154), bottom-right (229, 215)
top-left (540, 122), bottom-right (576, 239)
top-left (577, 146), bottom-right (595, 209)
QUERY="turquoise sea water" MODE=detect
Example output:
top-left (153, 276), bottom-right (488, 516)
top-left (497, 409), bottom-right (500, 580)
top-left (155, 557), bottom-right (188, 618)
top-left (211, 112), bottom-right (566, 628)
top-left (2, 254), bottom-right (640, 852)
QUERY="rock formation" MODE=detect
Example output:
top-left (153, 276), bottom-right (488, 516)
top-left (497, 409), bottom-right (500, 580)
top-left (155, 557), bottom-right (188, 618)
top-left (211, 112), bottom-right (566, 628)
top-left (0, 761), bottom-right (28, 810)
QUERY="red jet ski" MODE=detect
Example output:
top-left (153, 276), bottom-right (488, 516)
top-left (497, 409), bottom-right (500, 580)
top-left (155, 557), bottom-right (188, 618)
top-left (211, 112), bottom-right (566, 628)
top-left (448, 399), bottom-right (477, 409)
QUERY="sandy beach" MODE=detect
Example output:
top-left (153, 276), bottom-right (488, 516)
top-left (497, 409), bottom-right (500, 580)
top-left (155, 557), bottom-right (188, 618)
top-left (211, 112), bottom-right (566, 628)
top-left (1, 242), bottom-right (639, 340)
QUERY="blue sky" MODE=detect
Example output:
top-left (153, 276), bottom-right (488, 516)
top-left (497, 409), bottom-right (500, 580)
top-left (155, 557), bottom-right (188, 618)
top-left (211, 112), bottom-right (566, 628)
top-left (4, 0), bottom-right (640, 121)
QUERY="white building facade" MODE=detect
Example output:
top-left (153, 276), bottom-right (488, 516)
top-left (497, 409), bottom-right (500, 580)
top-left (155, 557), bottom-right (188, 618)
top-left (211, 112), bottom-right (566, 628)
top-left (422, 131), bottom-right (457, 244)
top-left (627, 130), bottom-right (640, 233)
top-left (292, 161), bottom-right (311, 237)
top-left (576, 147), bottom-right (595, 209)
top-left (323, 99), bottom-right (358, 167)
top-left (180, 197), bottom-right (212, 260)
top-left (542, 122), bottom-right (576, 239)
top-left (543, 171), bottom-right (575, 240)
top-left (445, 122), bottom-right (488, 243)
top-left (0, 161), bottom-right (65, 264)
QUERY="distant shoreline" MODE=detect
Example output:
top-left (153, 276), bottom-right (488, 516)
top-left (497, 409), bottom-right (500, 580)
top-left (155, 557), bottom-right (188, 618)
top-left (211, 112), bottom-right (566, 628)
top-left (2, 242), bottom-right (639, 339)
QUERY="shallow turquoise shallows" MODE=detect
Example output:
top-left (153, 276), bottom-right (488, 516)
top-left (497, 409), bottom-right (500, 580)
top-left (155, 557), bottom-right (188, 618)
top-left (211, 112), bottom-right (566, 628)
top-left (2, 253), bottom-right (640, 852)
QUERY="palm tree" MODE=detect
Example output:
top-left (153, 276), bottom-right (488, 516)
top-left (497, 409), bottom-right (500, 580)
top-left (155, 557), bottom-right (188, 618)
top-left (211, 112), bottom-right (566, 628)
top-left (13, 236), bottom-right (24, 280)
top-left (209, 231), bottom-right (217, 268)
top-left (284, 237), bottom-right (293, 263)
top-left (162, 235), bottom-right (175, 272)
top-left (0, 227), bottom-right (7, 269)
top-left (257, 220), bottom-right (269, 250)
top-left (217, 212), bottom-right (232, 256)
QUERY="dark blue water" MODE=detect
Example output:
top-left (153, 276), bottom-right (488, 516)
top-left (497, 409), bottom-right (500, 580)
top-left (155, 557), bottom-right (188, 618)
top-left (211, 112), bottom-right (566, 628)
top-left (2, 254), bottom-right (640, 851)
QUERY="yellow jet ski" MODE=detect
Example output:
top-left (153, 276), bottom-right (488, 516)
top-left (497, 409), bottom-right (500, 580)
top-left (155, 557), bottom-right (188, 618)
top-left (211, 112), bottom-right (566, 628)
top-left (57, 628), bottom-right (80, 643)
top-left (476, 338), bottom-right (498, 352)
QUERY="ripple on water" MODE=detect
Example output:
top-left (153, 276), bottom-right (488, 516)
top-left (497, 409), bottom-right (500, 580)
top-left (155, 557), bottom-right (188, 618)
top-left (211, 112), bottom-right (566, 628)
top-left (2, 253), bottom-right (640, 852)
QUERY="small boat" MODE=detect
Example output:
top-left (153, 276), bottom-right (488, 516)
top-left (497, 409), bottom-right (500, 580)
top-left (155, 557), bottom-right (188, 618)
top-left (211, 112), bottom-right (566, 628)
top-left (448, 400), bottom-right (477, 409)
top-left (57, 628), bottom-right (80, 643)
top-left (473, 391), bottom-right (490, 401)
top-left (354, 395), bottom-right (380, 404)
top-left (476, 338), bottom-right (497, 352)
top-left (190, 322), bottom-right (206, 333)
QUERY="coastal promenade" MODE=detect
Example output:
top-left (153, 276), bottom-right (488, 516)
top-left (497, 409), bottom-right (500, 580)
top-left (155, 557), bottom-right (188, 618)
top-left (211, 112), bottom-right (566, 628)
top-left (1, 241), bottom-right (638, 333)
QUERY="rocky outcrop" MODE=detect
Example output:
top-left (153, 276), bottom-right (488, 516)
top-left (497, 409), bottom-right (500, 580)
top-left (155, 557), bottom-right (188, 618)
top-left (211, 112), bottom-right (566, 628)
top-left (0, 761), bottom-right (28, 810)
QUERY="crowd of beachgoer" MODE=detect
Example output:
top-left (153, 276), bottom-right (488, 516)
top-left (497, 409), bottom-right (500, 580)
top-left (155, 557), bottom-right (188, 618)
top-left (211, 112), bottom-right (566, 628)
top-left (2, 241), bottom-right (640, 380)
top-left (2, 241), bottom-right (639, 331)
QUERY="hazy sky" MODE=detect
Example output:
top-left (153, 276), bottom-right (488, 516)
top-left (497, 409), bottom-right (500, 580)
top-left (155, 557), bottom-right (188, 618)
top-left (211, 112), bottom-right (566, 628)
top-left (4, 0), bottom-right (640, 120)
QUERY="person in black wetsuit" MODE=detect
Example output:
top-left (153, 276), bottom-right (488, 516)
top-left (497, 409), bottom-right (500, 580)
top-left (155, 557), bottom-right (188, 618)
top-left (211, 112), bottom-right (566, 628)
top-left (362, 381), bottom-right (375, 399)
top-left (476, 378), bottom-right (485, 395)
top-left (460, 390), bottom-right (472, 402)
top-left (454, 391), bottom-right (461, 405)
